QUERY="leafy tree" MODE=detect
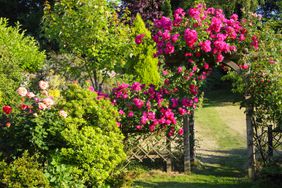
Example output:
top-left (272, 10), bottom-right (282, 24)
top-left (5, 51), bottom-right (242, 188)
top-left (43, 0), bottom-right (131, 91)
top-left (0, 18), bottom-right (45, 104)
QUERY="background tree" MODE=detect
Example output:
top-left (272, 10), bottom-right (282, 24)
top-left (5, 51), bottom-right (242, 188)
top-left (121, 0), bottom-right (165, 22)
top-left (43, 0), bottom-right (131, 91)
top-left (0, 0), bottom-right (54, 37)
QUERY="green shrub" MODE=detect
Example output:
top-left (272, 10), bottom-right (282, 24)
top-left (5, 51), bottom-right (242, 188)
top-left (0, 84), bottom-right (126, 187)
top-left (52, 84), bottom-right (126, 187)
top-left (0, 18), bottom-right (45, 104)
top-left (0, 151), bottom-right (50, 188)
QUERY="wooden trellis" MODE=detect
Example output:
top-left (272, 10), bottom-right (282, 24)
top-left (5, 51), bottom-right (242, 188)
top-left (122, 130), bottom-right (184, 172)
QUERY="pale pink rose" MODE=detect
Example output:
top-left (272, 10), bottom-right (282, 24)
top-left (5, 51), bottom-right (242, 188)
top-left (59, 110), bottom-right (68, 118)
top-left (26, 92), bottom-right (35, 98)
top-left (39, 81), bottom-right (49, 90)
top-left (38, 102), bottom-right (47, 110)
top-left (17, 87), bottom-right (28, 97)
top-left (43, 97), bottom-right (54, 107)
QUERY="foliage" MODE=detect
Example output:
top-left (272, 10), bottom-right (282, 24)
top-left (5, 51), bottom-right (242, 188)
top-left (43, 0), bottom-right (131, 91)
top-left (0, 18), bottom-right (45, 104)
top-left (0, 0), bottom-right (55, 36)
top-left (125, 14), bottom-right (161, 85)
top-left (0, 82), bottom-right (126, 187)
top-left (121, 0), bottom-right (165, 22)
top-left (162, 0), bottom-right (173, 18)
top-left (0, 151), bottom-right (50, 188)
top-left (224, 18), bottom-right (282, 130)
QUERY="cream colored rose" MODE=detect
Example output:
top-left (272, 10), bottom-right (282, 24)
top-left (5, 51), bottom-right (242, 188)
top-left (39, 81), bottom-right (49, 90)
top-left (59, 110), bottom-right (68, 118)
top-left (17, 87), bottom-right (28, 97)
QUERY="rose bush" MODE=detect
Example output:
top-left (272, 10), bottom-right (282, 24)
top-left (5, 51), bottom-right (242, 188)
top-left (0, 82), bottom-right (125, 187)
top-left (112, 3), bottom-right (257, 136)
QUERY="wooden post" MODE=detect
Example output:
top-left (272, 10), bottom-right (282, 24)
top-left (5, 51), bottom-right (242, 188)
top-left (267, 125), bottom-right (273, 159)
top-left (189, 111), bottom-right (195, 162)
top-left (246, 106), bottom-right (255, 179)
top-left (166, 135), bottom-right (172, 172)
top-left (183, 115), bottom-right (191, 173)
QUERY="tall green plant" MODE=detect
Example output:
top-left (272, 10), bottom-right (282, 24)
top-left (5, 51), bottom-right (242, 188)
top-left (125, 14), bottom-right (160, 85)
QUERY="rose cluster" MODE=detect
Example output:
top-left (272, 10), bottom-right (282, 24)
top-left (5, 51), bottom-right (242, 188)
top-left (152, 4), bottom-right (257, 65)
top-left (1, 81), bottom-right (67, 127)
top-left (111, 82), bottom-right (199, 136)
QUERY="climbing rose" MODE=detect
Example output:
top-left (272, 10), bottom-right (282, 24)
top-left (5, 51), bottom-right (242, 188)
top-left (17, 87), bottom-right (28, 97)
top-left (133, 98), bottom-right (144, 109)
top-left (2, 105), bottom-right (12, 115)
top-left (251, 35), bottom-right (259, 50)
top-left (200, 40), bottom-right (212, 52)
top-left (184, 29), bottom-right (198, 48)
top-left (135, 34), bottom-right (145, 45)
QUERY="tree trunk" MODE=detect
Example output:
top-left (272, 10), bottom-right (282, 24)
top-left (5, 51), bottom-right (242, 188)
top-left (267, 125), bottom-right (273, 159)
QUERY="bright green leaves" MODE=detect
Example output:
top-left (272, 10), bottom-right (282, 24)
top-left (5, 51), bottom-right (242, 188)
top-left (125, 14), bottom-right (161, 86)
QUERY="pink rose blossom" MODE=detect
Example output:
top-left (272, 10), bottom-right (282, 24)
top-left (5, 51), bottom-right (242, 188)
top-left (133, 98), bottom-right (144, 109)
top-left (135, 34), bottom-right (145, 45)
top-left (178, 128), bottom-right (184, 136)
top-left (128, 111), bottom-right (134, 117)
top-left (171, 34), bottom-right (180, 43)
top-left (200, 40), bottom-right (212, 52)
top-left (119, 110), bottom-right (125, 115)
top-left (216, 53), bottom-right (224, 62)
top-left (177, 67), bottom-right (183, 73)
top-left (184, 29), bottom-right (198, 48)
top-left (164, 42), bottom-right (175, 54)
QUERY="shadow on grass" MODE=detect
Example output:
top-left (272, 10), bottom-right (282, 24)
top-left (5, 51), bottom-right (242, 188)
top-left (134, 181), bottom-right (251, 188)
top-left (195, 149), bottom-right (247, 177)
top-left (203, 89), bottom-right (242, 108)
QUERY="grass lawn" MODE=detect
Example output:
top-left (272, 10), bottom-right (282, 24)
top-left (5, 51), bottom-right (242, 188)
top-left (134, 171), bottom-right (251, 188)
